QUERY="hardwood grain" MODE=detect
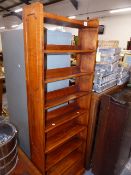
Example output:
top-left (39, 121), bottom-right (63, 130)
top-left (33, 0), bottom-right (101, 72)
top-left (10, 148), bottom-right (42, 175)
top-left (45, 122), bottom-right (86, 153)
top-left (46, 138), bottom-right (82, 170)
top-left (46, 150), bottom-right (82, 175)
top-left (86, 84), bottom-right (127, 169)
top-left (45, 66), bottom-right (92, 83)
top-left (44, 12), bottom-right (99, 28)
top-left (45, 85), bottom-right (91, 109)
top-left (23, 2), bottom-right (99, 174)
top-left (46, 102), bottom-right (87, 132)
top-left (23, 3), bottom-right (45, 174)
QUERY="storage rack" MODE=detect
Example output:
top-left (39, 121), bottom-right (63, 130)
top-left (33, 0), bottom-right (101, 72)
top-left (23, 2), bottom-right (99, 175)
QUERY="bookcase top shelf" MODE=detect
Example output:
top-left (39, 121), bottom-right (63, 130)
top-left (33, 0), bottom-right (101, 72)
top-left (43, 12), bottom-right (99, 28)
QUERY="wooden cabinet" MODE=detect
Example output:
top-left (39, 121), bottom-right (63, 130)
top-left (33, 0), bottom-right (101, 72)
top-left (92, 87), bottom-right (131, 175)
top-left (86, 84), bottom-right (126, 169)
top-left (23, 2), bottom-right (99, 175)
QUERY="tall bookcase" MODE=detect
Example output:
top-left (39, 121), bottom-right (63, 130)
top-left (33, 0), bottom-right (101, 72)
top-left (23, 2), bottom-right (99, 175)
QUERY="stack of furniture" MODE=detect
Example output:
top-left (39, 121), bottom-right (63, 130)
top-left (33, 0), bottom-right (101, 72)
top-left (23, 2), bottom-right (99, 175)
top-left (117, 66), bottom-right (129, 85)
top-left (93, 47), bottom-right (121, 93)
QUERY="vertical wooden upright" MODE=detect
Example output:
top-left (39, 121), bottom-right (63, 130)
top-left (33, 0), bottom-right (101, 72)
top-left (23, 2), bottom-right (99, 174)
top-left (23, 3), bottom-right (45, 174)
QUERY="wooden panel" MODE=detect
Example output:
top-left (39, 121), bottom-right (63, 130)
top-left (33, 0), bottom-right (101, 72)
top-left (45, 44), bottom-right (79, 50)
top-left (45, 49), bottom-right (96, 54)
top-left (45, 122), bottom-right (86, 153)
top-left (11, 148), bottom-right (42, 175)
top-left (92, 95), bottom-right (129, 175)
top-left (46, 138), bottom-right (82, 170)
top-left (47, 150), bottom-right (82, 175)
top-left (62, 160), bottom-right (85, 175)
top-left (46, 102), bottom-right (87, 132)
top-left (45, 85), bottom-right (90, 109)
top-left (76, 26), bottom-right (99, 166)
top-left (23, 3), bottom-right (45, 174)
top-left (45, 66), bottom-right (91, 83)
top-left (44, 12), bottom-right (99, 28)
top-left (86, 84), bottom-right (126, 169)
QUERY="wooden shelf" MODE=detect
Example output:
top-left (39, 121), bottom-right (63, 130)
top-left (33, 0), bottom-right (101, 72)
top-left (46, 150), bottom-right (82, 175)
top-left (43, 12), bottom-right (99, 28)
top-left (45, 85), bottom-right (90, 109)
top-left (62, 160), bottom-right (85, 175)
top-left (45, 66), bottom-right (91, 83)
top-left (46, 102), bottom-right (87, 132)
top-left (45, 123), bottom-right (86, 153)
top-left (23, 3), bottom-right (99, 174)
top-left (46, 138), bottom-right (82, 170)
top-left (45, 44), bottom-right (96, 54)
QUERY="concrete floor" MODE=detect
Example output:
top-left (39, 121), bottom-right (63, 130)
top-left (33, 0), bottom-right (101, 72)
top-left (84, 170), bottom-right (93, 175)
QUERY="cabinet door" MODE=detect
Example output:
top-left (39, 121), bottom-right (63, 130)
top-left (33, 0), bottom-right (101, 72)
top-left (92, 95), bottom-right (129, 175)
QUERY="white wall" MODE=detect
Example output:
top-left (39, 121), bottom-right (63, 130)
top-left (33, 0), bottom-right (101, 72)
top-left (99, 14), bottom-right (131, 49)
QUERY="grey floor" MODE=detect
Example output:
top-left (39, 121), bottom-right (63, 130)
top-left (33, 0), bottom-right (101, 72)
top-left (84, 170), bottom-right (93, 175)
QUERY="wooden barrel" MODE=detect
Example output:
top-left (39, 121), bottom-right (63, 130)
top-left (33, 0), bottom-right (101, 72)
top-left (0, 122), bottom-right (18, 175)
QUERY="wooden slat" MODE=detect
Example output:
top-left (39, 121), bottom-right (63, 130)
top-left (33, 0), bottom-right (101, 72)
top-left (23, 3), bottom-right (45, 174)
top-left (45, 66), bottom-right (90, 83)
top-left (45, 45), bottom-right (96, 54)
top-left (46, 151), bottom-right (82, 175)
top-left (45, 123), bottom-right (86, 153)
top-left (46, 102), bottom-right (87, 132)
top-left (43, 12), bottom-right (99, 28)
top-left (45, 44), bottom-right (78, 50)
top-left (45, 86), bottom-right (90, 109)
top-left (46, 138), bottom-right (82, 170)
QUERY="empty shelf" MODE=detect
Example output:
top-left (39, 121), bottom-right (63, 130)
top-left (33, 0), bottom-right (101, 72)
top-left (45, 124), bottom-right (86, 153)
top-left (46, 150), bottom-right (82, 175)
top-left (46, 138), bottom-right (82, 170)
top-left (46, 102), bottom-right (87, 132)
top-left (45, 85), bottom-right (90, 109)
top-left (45, 66), bottom-right (90, 83)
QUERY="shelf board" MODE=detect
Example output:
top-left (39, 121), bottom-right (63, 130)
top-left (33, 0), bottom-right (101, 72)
top-left (62, 160), bottom-right (85, 175)
top-left (45, 66), bottom-right (90, 83)
top-left (45, 85), bottom-right (90, 109)
top-left (46, 150), bottom-right (82, 175)
top-left (43, 12), bottom-right (99, 28)
top-left (46, 103), bottom-right (87, 132)
top-left (45, 45), bottom-right (96, 54)
top-left (45, 124), bottom-right (86, 153)
top-left (45, 72), bottom-right (88, 83)
top-left (46, 138), bottom-right (82, 171)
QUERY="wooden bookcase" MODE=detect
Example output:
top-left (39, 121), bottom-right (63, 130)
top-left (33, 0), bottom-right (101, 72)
top-left (23, 2), bottom-right (99, 175)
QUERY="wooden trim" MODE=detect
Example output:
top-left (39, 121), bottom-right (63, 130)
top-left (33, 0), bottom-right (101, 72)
top-left (23, 3), bottom-right (45, 174)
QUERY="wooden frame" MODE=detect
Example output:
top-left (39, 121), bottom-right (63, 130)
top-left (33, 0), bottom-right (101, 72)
top-left (23, 2), bottom-right (99, 175)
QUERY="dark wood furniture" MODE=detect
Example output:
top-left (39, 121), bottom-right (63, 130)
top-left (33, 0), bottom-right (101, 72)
top-left (92, 87), bottom-right (131, 175)
top-left (11, 148), bottom-right (42, 175)
top-left (23, 2), bottom-right (99, 175)
top-left (86, 84), bottom-right (126, 169)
